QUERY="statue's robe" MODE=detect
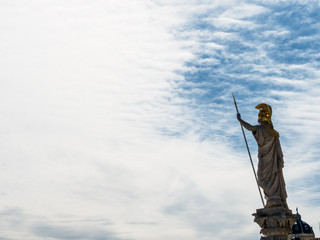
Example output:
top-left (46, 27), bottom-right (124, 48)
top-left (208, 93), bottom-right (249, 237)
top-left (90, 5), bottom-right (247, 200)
top-left (253, 124), bottom-right (288, 208)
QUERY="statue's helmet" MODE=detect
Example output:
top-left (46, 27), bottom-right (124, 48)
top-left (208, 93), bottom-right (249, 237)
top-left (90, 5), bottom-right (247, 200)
top-left (255, 103), bottom-right (272, 122)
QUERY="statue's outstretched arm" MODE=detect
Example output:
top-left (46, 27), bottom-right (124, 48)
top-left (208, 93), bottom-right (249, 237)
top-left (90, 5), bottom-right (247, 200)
top-left (237, 114), bottom-right (257, 132)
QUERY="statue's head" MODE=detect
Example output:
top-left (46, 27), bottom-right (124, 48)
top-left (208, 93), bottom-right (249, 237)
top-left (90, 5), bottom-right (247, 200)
top-left (255, 103), bottom-right (272, 123)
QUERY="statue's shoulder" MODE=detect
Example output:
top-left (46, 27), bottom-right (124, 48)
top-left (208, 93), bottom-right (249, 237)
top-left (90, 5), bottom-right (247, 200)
top-left (256, 124), bottom-right (266, 131)
top-left (255, 124), bottom-right (269, 137)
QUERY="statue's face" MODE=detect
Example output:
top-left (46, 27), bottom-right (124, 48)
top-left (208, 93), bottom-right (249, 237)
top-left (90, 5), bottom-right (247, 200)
top-left (258, 110), bottom-right (270, 122)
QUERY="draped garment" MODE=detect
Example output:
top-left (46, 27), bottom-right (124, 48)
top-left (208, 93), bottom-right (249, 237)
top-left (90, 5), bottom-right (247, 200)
top-left (253, 125), bottom-right (288, 208)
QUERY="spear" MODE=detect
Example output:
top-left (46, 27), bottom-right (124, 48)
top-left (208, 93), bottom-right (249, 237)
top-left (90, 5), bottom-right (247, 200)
top-left (232, 93), bottom-right (265, 208)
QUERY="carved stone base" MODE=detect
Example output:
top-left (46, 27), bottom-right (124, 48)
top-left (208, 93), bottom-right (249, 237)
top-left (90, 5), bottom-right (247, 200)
top-left (253, 207), bottom-right (296, 240)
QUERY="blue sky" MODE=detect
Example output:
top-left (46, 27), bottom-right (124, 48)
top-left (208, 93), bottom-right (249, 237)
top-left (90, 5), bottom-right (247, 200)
top-left (0, 1), bottom-right (320, 240)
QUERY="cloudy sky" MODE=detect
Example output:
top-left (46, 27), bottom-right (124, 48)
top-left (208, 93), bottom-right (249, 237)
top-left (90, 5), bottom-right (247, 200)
top-left (1, 0), bottom-right (320, 239)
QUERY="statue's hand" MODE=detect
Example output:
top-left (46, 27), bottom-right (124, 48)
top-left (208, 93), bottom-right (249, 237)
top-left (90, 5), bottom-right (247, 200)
top-left (237, 113), bottom-right (241, 121)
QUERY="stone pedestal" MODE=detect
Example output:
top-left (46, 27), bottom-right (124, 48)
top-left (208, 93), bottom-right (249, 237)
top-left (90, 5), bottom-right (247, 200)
top-left (253, 207), bottom-right (296, 240)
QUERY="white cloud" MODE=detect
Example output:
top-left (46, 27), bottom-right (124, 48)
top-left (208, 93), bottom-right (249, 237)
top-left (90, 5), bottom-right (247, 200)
top-left (219, 3), bottom-right (270, 19)
top-left (1, 1), bottom-right (320, 240)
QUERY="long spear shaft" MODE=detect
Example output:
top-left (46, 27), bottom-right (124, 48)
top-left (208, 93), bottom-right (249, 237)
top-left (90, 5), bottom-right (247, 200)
top-left (232, 93), bottom-right (265, 207)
